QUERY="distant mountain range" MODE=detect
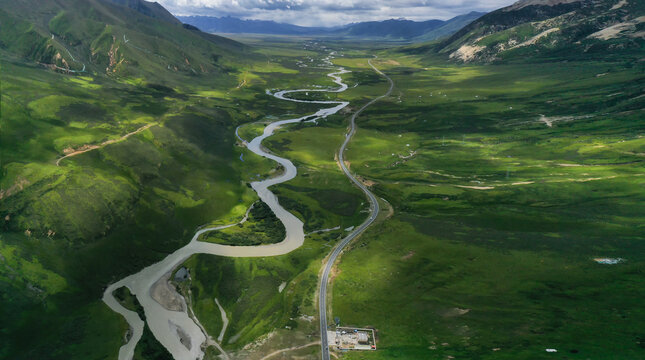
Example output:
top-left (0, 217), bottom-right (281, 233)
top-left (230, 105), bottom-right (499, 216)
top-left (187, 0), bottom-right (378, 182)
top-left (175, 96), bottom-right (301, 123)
top-left (177, 12), bottom-right (486, 40)
top-left (177, 16), bottom-right (326, 35)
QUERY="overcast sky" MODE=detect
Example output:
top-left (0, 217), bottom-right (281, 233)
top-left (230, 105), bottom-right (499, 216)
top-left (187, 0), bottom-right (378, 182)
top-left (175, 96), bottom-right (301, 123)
top-left (158, 0), bottom-right (518, 27)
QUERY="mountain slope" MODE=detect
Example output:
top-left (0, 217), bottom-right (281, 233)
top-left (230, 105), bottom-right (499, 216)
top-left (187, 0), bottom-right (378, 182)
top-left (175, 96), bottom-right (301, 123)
top-left (105, 0), bottom-right (181, 25)
top-left (338, 19), bottom-right (444, 38)
top-left (437, 0), bottom-right (645, 62)
top-left (414, 11), bottom-right (486, 41)
top-left (0, 0), bottom-right (248, 81)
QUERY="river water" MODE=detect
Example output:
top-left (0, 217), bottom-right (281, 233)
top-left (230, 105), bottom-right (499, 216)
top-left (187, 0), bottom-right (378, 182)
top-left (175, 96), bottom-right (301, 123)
top-left (103, 66), bottom-right (350, 360)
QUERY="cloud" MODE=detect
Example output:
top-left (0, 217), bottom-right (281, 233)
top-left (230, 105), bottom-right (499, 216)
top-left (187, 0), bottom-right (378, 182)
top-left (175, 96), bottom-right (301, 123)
top-left (158, 0), bottom-right (517, 26)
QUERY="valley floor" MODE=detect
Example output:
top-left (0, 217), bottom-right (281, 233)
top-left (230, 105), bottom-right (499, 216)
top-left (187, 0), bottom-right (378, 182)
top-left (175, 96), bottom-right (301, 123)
top-left (1, 34), bottom-right (643, 360)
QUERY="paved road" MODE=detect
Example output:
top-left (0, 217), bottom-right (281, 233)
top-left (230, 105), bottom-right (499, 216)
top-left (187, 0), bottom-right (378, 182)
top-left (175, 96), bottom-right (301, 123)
top-left (319, 58), bottom-right (394, 360)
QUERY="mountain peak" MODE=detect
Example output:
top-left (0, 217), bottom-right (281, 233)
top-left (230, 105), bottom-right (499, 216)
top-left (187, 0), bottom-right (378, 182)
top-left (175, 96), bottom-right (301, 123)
top-left (104, 0), bottom-right (181, 24)
top-left (439, 0), bottom-right (644, 63)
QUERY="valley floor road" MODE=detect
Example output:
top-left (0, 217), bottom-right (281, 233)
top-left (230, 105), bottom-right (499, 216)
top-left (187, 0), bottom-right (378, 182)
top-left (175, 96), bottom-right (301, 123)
top-left (319, 58), bottom-right (395, 360)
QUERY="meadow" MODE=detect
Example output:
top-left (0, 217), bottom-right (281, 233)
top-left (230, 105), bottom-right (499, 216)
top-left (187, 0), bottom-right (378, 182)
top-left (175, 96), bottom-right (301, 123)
top-left (327, 47), bottom-right (645, 359)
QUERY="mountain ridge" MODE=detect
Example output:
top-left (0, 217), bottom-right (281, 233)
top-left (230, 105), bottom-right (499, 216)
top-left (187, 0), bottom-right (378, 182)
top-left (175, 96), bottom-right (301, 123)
top-left (0, 0), bottom-right (249, 81)
top-left (105, 0), bottom-right (181, 25)
top-left (437, 0), bottom-right (644, 62)
top-left (178, 13), bottom-right (486, 40)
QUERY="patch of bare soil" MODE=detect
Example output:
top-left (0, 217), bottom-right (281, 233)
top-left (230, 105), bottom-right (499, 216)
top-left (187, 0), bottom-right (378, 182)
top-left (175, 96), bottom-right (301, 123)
top-left (611, 0), bottom-right (628, 10)
top-left (449, 45), bottom-right (485, 62)
top-left (455, 185), bottom-right (495, 190)
top-left (588, 16), bottom-right (645, 40)
top-left (377, 59), bottom-right (400, 66)
top-left (0, 177), bottom-right (30, 200)
top-left (512, 28), bottom-right (560, 48)
top-left (258, 341), bottom-right (321, 360)
top-left (356, 175), bottom-right (376, 187)
top-left (401, 251), bottom-right (415, 261)
top-left (151, 272), bottom-right (186, 312)
top-left (442, 308), bottom-right (471, 317)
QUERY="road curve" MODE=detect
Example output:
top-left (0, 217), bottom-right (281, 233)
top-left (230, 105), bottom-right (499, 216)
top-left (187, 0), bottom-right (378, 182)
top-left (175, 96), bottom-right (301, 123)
top-left (319, 58), bottom-right (394, 360)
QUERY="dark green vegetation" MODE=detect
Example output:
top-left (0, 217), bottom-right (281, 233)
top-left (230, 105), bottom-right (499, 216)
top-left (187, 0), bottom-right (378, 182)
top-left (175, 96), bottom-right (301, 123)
top-left (328, 39), bottom-right (645, 359)
top-left (113, 287), bottom-right (172, 360)
top-left (200, 202), bottom-right (287, 246)
top-left (179, 242), bottom-right (326, 352)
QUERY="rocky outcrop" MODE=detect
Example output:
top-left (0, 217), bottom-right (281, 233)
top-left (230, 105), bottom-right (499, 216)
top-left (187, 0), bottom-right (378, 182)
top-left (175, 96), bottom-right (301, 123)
top-left (438, 0), bottom-right (644, 62)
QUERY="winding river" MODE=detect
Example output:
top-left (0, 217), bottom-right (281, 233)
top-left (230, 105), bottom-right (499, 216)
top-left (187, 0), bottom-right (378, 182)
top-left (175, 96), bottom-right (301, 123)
top-left (103, 65), bottom-right (350, 360)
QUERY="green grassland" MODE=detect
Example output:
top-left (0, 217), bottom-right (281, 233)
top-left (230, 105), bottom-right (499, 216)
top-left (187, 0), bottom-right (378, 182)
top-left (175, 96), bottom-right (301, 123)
top-left (328, 47), bottom-right (645, 359)
top-left (200, 201), bottom-right (287, 246)
top-left (179, 237), bottom-right (328, 354)
top-left (0, 32), bottom-right (355, 359)
top-left (266, 124), bottom-right (370, 232)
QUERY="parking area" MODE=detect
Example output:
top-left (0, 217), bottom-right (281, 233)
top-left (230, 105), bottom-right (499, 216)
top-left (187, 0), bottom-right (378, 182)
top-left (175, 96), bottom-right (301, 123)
top-left (327, 327), bottom-right (376, 351)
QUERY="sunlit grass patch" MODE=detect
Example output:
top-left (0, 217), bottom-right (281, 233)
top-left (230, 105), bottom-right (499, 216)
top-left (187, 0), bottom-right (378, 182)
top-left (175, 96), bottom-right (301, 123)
top-left (236, 121), bottom-right (267, 142)
top-left (67, 76), bottom-right (101, 89)
top-left (0, 239), bottom-right (68, 294)
top-left (267, 126), bottom-right (346, 169)
top-left (27, 94), bottom-right (79, 118)
top-left (250, 61), bottom-right (299, 74)
top-left (333, 57), bottom-right (371, 68)
top-left (195, 89), bottom-right (228, 98)
top-left (153, 187), bottom-right (205, 208)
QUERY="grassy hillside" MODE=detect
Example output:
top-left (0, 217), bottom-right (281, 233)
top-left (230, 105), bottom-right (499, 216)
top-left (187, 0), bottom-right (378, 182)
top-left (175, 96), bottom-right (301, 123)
top-left (105, 0), bottom-right (182, 25)
top-left (436, 0), bottom-right (645, 62)
top-left (0, 59), bottom-right (251, 358)
top-left (0, 0), bottom-right (250, 82)
top-left (414, 12), bottom-right (486, 42)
